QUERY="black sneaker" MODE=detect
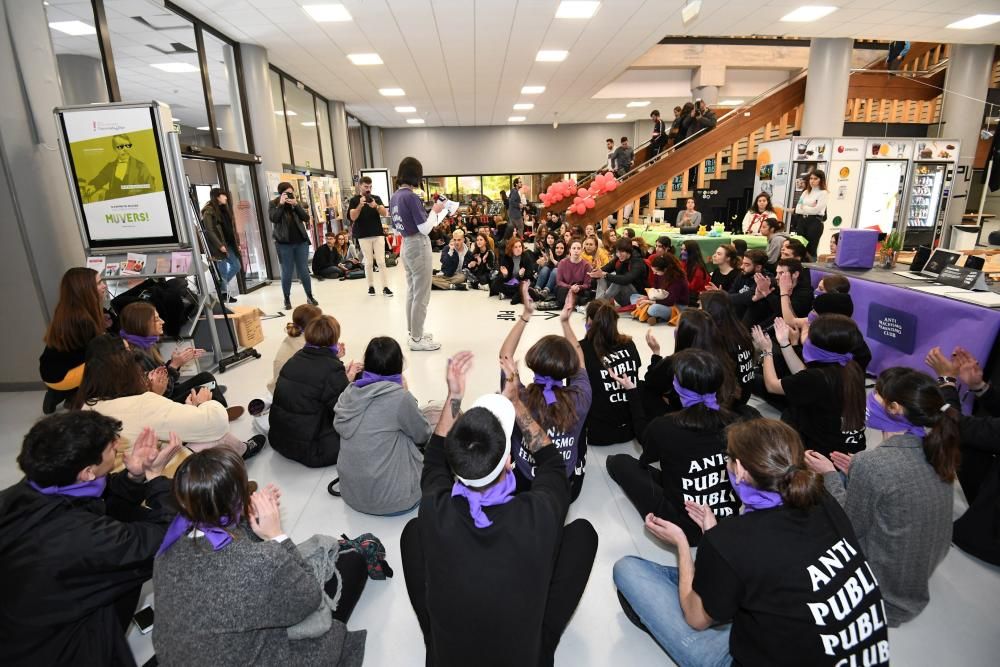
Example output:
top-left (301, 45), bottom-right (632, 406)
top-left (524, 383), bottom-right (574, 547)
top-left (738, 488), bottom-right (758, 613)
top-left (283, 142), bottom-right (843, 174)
top-left (242, 434), bottom-right (267, 460)
top-left (368, 286), bottom-right (376, 296)
top-left (283, 299), bottom-right (292, 310)
top-left (227, 296), bottom-right (238, 304)
top-left (42, 389), bottom-right (64, 415)
top-left (452, 283), bottom-right (468, 291)
top-left (383, 287), bottom-right (393, 296)
top-left (307, 296), bottom-right (319, 306)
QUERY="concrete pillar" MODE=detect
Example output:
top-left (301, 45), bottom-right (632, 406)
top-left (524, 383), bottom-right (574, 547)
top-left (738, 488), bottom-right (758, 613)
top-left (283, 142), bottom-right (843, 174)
top-left (692, 85), bottom-right (718, 106)
top-left (939, 44), bottom-right (994, 237)
top-left (238, 43), bottom-right (282, 275)
top-left (369, 126), bottom-right (384, 168)
top-left (801, 38), bottom-right (852, 137)
top-left (214, 105), bottom-right (238, 148)
top-left (328, 100), bottom-right (354, 196)
top-left (55, 54), bottom-right (108, 106)
top-left (0, 1), bottom-right (87, 387)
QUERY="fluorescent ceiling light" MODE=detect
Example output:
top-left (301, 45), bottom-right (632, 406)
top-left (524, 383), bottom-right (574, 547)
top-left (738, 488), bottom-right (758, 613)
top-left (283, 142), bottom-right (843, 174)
top-left (347, 53), bottom-right (382, 65)
top-left (303, 4), bottom-right (352, 22)
top-left (395, 106), bottom-right (417, 113)
top-left (48, 20), bottom-right (96, 36)
top-left (626, 100), bottom-right (650, 107)
top-left (521, 85), bottom-right (546, 94)
top-left (719, 99), bottom-right (744, 105)
top-left (300, 121), bottom-right (317, 127)
top-left (513, 103), bottom-right (535, 110)
top-left (555, 1), bottom-right (600, 19)
top-left (946, 14), bottom-right (1000, 29)
top-left (508, 116), bottom-right (526, 122)
top-left (275, 110), bottom-right (298, 116)
top-left (379, 88), bottom-right (405, 96)
top-left (150, 62), bottom-right (199, 73)
top-left (780, 6), bottom-right (838, 22)
top-left (536, 50), bottom-right (568, 62)
top-left (681, 0), bottom-right (702, 24)
top-left (406, 118), bottom-right (425, 124)
top-left (196, 126), bottom-right (222, 131)
top-left (606, 113), bottom-right (626, 119)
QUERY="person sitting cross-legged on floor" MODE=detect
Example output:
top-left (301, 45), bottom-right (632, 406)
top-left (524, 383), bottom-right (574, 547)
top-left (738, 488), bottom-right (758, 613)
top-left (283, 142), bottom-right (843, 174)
top-left (432, 229), bottom-right (471, 291)
top-left (400, 351), bottom-right (598, 667)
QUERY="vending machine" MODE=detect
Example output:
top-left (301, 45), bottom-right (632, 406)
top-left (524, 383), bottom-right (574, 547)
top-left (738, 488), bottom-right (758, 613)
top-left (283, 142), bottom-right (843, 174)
top-left (900, 140), bottom-right (960, 249)
top-left (855, 139), bottom-right (912, 234)
top-left (787, 138), bottom-right (832, 211)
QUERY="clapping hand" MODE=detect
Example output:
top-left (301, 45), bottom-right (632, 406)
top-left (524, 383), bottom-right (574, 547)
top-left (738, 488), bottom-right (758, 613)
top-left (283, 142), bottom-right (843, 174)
top-left (170, 346), bottom-right (204, 369)
top-left (186, 387), bottom-right (212, 405)
top-left (607, 367), bottom-right (635, 391)
top-left (125, 428), bottom-right (182, 481)
top-left (750, 325), bottom-right (771, 353)
top-left (684, 501), bottom-right (718, 533)
top-left (953, 347), bottom-right (986, 390)
top-left (830, 452), bottom-right (853, 474)
top-left (644, 513), bottom-right (688, 547)
top-left (773, 317), bottom-right (791, 347)
top-left (777, 270), bottom-right (793, 296)
top-left (446, 351), bottom-right (475, 398)
top-left (924, 346), bottom-right (957, 377)
top-left (249, 488), bottom-right (283, 540)
top-left (345, 360), bottom-right (364, 382)
top-left (645, 329), bottom-right (661, 356)
top-left (804, 450), bottom-right (836, 474)
top-left (148, 367), bottom-right (169, 395)
top-left (753, 272), bottom-right (773, 300)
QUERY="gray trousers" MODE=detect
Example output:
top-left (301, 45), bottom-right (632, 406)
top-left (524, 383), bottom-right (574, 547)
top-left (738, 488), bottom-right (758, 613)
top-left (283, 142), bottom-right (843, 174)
top-left (605, 282), bottom-right (637, 306)
top-left (402, 234), bottom-right (433, 339)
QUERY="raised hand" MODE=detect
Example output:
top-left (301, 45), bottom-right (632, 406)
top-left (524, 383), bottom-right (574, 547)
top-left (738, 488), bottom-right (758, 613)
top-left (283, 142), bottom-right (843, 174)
top-left (520, 281), bottom-right (535, 316)
top-left (607, 367), bottom-right (635, 391)
top-left (446, 351), bottom-right (475, 398)
top-left (559, 289), bottom-right (576, 322)
top-left (645, 329), bottom-right (661, 356)
top-left (750, 325), bottom-right (770, 353)
top-left (924, 346), bottom-right (957, 377)
top-left (804, 449), bottom-right (836, 474)
top-left (124, 427), bottom-right (157, 478)
top-left (773, 317), bottom-right (791, 347)
top-left (684, 501), bottom-right (718, 533)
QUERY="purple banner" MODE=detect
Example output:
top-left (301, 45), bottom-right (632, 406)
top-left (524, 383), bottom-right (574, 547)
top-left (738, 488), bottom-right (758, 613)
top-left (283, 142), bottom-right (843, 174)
top-left (813, 270), bottom-right (1000, 376)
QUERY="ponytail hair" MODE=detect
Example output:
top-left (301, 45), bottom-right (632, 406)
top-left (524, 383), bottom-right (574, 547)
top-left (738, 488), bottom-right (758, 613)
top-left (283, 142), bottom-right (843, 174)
top-left (875, 367), bottom-right (961, 482)
top-left (523, 335), bottom-right (581, 433)
top-left (807, 315), bottom-right (866, 431)
top-left (726, 419), bottom-right (825, 509)
top-left (584, 299), bottom-right (630, 359)
top-left (286, 304), bottom-right (322, 337)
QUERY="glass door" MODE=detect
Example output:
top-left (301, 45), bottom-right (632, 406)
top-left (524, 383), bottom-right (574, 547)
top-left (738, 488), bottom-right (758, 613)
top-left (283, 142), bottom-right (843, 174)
top-left (223, 163), bottom-right (268, 289)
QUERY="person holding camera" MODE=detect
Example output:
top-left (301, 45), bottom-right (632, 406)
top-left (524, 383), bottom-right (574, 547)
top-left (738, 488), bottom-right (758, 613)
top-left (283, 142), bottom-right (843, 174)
top-left (269, 182), bottom-right (317, 311)
top-left (349, 176), bottom-right (392, 297)
top-left (693, 99), bottom-right (717, 133)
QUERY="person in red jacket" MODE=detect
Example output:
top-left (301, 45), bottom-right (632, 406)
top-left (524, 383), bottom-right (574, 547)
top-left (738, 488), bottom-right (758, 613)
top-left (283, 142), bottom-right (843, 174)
top-left (681, 240), bottom-right (710, 306)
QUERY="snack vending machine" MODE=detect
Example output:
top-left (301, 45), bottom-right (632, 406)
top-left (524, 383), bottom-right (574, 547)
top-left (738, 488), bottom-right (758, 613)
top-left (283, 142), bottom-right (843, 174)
top-left (900, 140), bottom-right (959, 249)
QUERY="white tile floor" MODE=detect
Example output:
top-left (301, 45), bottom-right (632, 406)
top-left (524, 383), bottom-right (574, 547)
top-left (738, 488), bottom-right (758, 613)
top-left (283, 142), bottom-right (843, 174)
top-left (5, 264), bottom-right (1000, 666)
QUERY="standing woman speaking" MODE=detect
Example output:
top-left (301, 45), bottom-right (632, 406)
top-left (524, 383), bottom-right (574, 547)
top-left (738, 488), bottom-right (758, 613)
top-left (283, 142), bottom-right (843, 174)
top-left (269, 182), bottom-right (318, 311)
top-left (794, 170), bottom-right (829, 259)
top-left (390, 157), bottom-right (446, 352)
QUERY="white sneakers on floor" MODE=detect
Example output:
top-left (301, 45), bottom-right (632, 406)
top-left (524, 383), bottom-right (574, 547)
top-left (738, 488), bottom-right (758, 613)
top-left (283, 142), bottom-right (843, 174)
top-left (408, 333), bottom-right (440, 351)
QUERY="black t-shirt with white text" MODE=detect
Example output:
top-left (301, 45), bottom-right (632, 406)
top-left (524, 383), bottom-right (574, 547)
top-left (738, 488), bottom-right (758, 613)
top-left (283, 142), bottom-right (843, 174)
top-left (349, 194), bottom-right (385, 238)
top-left (580, 338), bottom-right (641, 445)
top-left (781, 366), bottom-right (866, 457)
top-left (694, 495), bottom-right (890, 667)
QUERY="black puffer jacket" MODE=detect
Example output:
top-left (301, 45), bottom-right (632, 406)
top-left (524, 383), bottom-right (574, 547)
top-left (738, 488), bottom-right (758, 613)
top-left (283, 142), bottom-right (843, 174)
top-left (269, 346), bottom-right (348, 467)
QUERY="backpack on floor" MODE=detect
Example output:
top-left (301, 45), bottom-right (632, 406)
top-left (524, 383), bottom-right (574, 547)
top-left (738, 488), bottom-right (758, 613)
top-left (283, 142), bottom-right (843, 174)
top-left (345, 268), bottom-right (365, 280)
top-left (384, 254), bottom-right (399, 267)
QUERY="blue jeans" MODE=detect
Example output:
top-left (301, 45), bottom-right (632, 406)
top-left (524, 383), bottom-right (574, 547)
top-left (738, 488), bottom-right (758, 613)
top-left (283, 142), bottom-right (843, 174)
top-left (538, 267), bottom-right (558, 292)
top-left (215, 247), bottom-right (241, 296)
top-left (613, 556), bottom-right (732, 667)
top-left (276, 242), bottom-right (313, 300)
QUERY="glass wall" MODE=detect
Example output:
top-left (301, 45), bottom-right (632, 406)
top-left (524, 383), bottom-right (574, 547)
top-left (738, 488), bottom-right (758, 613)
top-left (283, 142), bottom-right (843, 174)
top-left (285, 82), bottom-right (322, 169)
top-left (422, 173), bottom-right (584, 204)
top-left (269, 70), bottom-right (293, 165)
top-left (457, 176), bottom-right (482, 198)
top-left (270, 68), bottom-right (336, 173)
top-left (45, 1), bottom-right (109, 106)
top-left (482, 175), bottom-right (512, 202)
top-left (203, 31), bottom-right (248, 153)
top-left (347, 114), bottom-right (364, 177)
top-left (317, 104), bottom-right (335, 173)
top-left (224, 164), bottom-right (267, 288)
top-left (425, 177), bottom-right (458, 200)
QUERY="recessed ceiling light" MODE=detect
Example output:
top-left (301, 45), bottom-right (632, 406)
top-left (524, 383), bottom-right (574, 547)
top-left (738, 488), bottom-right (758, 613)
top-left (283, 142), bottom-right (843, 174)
top-left (946, 14), bottom-right (1000, 29)
top-left (406, 118), bottom-right (425, 124)
top-left (508, 116), bottom-right (527, 122)
top-left (303, 4), bottom-right (352, 22)
top-left (780, 6), bottom-right (838, 22)
top-left (395, 106), bottom-right (416, 113)
top-left (301, 121), bottom-right (317, 127)
top-left (626, 101), bottom-right (650, 108)
top-left (347, 53), bottom-right (382, 65)
top-left (536, 50), bottom-right (568, 62)
top-left (513, 103), bottom-right (535, 110)
top-left (275, 110), bottom-right (298, 116)
top-left (48, 20), bottom-right (96, 36)
top-left (196, 126), bottom-right (222, 131)
top-left (555, 1), bottom-right (600, 19)
top-left (607, 113), bottom-right (626, 119)
top-left (521, 85), bottom-right (546, 95)
top-left (379, 88), bottom-right (405, 96)
top-left (719, 99), bottom-right (745, 106)
top-left (150, 62), bottom-right (199, 73)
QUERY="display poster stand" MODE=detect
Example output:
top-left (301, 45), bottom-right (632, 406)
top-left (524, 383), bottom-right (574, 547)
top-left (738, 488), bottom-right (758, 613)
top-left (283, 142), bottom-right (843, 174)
top-left (54, 101), bottom-right (260, 373)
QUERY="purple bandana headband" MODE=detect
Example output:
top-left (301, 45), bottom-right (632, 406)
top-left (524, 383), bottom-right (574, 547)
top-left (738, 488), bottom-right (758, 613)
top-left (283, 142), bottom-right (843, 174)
top-left (29, 476), bottom-right (107, 498)
top-left (533, 374), bottom-right (564, 405)
top-left (120, 330), bottom-right (159, 350)
top-left (157, 513), bottom-right (238, 557)
top-left (354, 371), bottom-right (403, 388)
top-left (802, 340), bottom-right (853, 366)
top-left (305, 343), bottom-right (340, 355)
top-left (866, 393), bottom-right (927, 437)
top-left (673, 377), bottom-right (720, 410)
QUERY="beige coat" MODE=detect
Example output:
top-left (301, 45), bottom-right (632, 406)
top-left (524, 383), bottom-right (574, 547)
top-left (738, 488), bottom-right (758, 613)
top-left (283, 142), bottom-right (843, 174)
top-left (268, 335), bottom-right (306, 394)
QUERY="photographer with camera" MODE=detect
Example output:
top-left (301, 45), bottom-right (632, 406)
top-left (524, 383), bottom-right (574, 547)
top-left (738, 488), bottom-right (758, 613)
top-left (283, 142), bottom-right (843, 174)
top-left (269, 182), bottom-right (317, 311)
top-left (349, 176), bottom-right (392, 297)
top-left (693, 99), bottom-right (717, 132)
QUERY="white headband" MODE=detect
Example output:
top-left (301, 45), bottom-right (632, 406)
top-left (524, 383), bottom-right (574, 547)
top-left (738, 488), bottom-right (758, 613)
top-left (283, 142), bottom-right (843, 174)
top-left (455, 439), bottom-right (511, 487)
top-left (454, 394), bottom-right (515, 487)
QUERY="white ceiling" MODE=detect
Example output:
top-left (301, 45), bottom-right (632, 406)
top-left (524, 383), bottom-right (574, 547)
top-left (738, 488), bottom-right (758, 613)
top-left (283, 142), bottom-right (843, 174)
top-left (51, 0), bottom-right (1000, 129)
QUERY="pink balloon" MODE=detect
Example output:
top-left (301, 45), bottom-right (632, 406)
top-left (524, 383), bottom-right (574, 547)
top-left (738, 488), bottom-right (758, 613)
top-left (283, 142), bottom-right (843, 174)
top-left (568, 186), bottom-right (577, 196)
top-left (576, 203), bottom-right (587, 215)
top-left (573, 196), bottom-right (583, 205)
top-left (584, 197), bottom-right (596, 209)
top-left (577, 187), bottom-right (589, 198)
top-left (568, 179), bottom-right (577, 188)
top-left (606, 180), bottom-right (618, 191)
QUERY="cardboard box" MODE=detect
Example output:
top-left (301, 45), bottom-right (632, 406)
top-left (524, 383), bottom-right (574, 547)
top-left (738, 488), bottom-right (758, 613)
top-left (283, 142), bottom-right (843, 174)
top-left (225, 306), bottom-right (265, 348)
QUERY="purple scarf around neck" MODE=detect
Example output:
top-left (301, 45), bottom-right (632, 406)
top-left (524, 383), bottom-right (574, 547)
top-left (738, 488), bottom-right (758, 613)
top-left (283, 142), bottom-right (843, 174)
top-left (451, 472), bottom-right (516, 528)
top-left (29, 476), bottom-right (107, 498)
top-left (156, 513), bottom-right (238, 557)
top-left (120, 330), bottom-right (159, 351)
top-left (673, 377), bottom-right (720, 410)
top-left (354, 371), bottom-right (403, 388)
top-left (305, 343), bottom-right (340, 355)
top-left (802, 340), bottom-right (853, 366)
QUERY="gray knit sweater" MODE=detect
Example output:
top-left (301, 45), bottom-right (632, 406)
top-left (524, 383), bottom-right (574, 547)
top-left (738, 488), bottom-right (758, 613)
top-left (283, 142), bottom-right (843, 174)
top-left (822, 434), bottom-right (952, 626)
top-left (152, 528), bottom-right (366, 666)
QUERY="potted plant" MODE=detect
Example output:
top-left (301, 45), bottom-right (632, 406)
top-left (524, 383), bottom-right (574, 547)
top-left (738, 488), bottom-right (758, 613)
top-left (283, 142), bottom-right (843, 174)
top-left (880, 232), bottom-right (902, 269)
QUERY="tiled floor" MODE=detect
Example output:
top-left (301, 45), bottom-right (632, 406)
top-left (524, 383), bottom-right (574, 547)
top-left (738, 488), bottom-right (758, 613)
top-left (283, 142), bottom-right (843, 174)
top-left (4, 264), bottom-right (1000, 666)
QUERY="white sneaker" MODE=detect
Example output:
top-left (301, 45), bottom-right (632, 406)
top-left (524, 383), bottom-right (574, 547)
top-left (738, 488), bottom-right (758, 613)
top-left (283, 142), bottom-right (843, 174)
top-left (575, 305), bottom-right (587, 314)
top-left (410, 332), bottom-right (434, 341)
top-left (408, 336), bottom-right (441, 351)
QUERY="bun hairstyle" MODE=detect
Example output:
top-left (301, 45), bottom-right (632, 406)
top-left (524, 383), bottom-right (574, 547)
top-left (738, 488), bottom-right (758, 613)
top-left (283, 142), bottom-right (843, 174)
top-left (875, 367), bottom-right (960, 482)
top-left (807, 314), bottom-right (866, 431)
top-left (286, 304), bottom-right (322, 337)
top-left (584, 299), bottom-right (630, 359)
top-left (523, 335), bottom-right (581, 433)
top-left (726, 418), bottom-right (825, 509)
top-left (763, 217), bottom-right (784, 233)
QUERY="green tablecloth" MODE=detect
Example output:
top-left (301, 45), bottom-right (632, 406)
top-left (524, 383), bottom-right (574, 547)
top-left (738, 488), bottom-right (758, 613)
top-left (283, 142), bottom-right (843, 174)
top-left (624, 225), bottom-right (806, 262)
